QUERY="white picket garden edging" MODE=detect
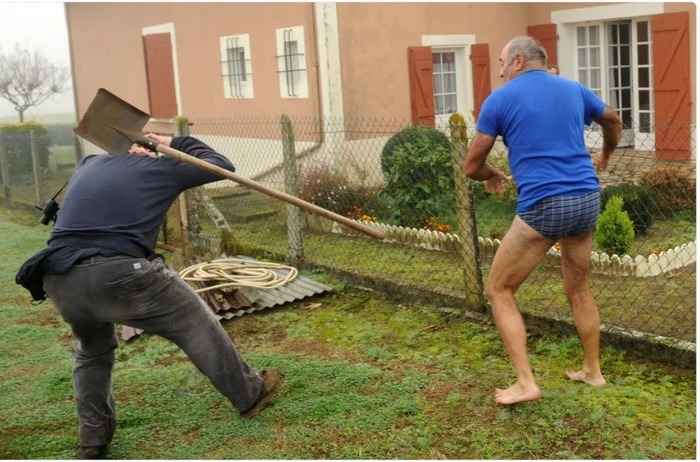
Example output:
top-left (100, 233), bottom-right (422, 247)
top-left (330, 219), bottom-right (696, 278)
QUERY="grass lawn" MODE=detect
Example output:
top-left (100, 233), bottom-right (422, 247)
top-left (0, 208), bottom-right (696, 460)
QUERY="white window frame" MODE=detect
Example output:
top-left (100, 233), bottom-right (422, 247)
top-left (572, 18), bottom-right (654, 150)
top-left (276, 25), bottom-right (308, 99)
top-left (421, 35), bottom-right (476, 126)
top-left (552, 3), bottom-right (663, 152)
top-left (220, 33), bottom-right (254, 99)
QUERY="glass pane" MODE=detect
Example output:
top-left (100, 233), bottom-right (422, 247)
top-left (619, 23), bottom-right (630, 44)
top-left (608, 24), bottom-right (618, 45)
top-left (591, 69), bottom-right (601, 89)
top-left (622, 110), bottom-right (632, 128)
top-left (609, 90), bottom-right (619, 107)
top-left (590, 26), bottom-right (600, 46)
top-left (432, 53), bottom-right (441, 73)
top-left (640, 112), bottom-right (651, 133)
top-left (589, 47), bottom-right (600, 67)
top-left (434, 74), bottom-right (443, 94)
top-left (638, 44), bottom-right (649, 65)
top-left (435, 95), bottom-right (445, 115)
top-left (445, 94), bottom-right (458, 113)
top-left (444, 72), bottom-right (456, 93)
top-left (620, 46), bottom-right (630, 66)
top-left (443, 52), bottom-right (455, 72)
top-left (609, 47), bottom-right (618, 66)
top-left (622, 88), bottom-right (631, 108)
top-left (609, 69), bottom-right (620, 88)
top-left (637, 21), bottom-right (649, 42)
top-left (577, 48), bottom-right (588, 67)
top-left (639, 90), bottom-right (650, 111)
top-left (577, 27), bottom-right (587, 45)
top-left (638, 67), bottom-right (650, 88)
top-left (578, 69), bottom-right (588, 86)
top-left (621, 68), bottom-right (631, 87)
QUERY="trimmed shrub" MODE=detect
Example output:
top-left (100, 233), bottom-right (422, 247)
top-left (600, 183), bottom-right (655, 234)
top-left (379, 129), bottom-right (455, 229)
top-left (0, 122), bottom-right (51, 176)
top-left (596, 195), bottom-right (635, 256)
top-left (638, 168), bottom-right (696, 216)
top-left (381, 126), bottom-right (451, 174)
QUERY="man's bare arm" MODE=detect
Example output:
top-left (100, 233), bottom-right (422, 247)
top-left (463, 131), bottom-right (501, 180)
top-left (594, 107), bottom-right (622, 160)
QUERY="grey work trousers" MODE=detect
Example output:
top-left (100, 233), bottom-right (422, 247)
top-left (44, 255), bottom-right (263, 448)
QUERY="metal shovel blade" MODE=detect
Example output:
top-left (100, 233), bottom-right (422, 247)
top-left (74, 88), bottom-right (151, 156)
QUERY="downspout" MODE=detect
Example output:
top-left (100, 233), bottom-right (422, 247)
top-left (64, 3), bottom-right (83, 161)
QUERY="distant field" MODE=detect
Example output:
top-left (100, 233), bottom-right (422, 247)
top-left (0, 113), bottom-right (76, 125)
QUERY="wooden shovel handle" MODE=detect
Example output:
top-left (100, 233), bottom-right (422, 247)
top-left (155, 144), bottom-right (386, 240)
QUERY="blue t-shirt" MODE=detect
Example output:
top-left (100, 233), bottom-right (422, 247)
top-left (476, 70), bottom-right (606, 214)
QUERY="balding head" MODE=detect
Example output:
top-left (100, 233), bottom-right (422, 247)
top-left (499, 36), bottom-right (548, 82)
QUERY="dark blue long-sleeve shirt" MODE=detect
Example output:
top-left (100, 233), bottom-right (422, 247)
top-left (49, 136), bottom-right (235, 257)
top-left (16, 136), bottom-right (234, 301)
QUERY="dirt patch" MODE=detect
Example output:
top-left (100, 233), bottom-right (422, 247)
top-left (423, 382), bottom-right (459, 402)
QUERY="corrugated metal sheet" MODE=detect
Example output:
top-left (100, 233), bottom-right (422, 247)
top-left (119, 255), bottom-right (333, 340)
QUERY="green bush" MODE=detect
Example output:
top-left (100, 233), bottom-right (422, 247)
top-left (600, 183), bottom-right (654, 234)
top-left (379, 129), bottom-right (455, 229)
top-left (596, 195), bottom-right (635, 256)
top-left (0, 122), bottom-right (51, 176)
top-left (638, 168), bottom-right (696, 217)
top-left (381, 126), bottom-right (451, 175)
top-left (46, 123), bottom-right (76, 147)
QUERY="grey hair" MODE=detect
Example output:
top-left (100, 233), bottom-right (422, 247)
top-left (507, 36), bottom-right (547, 65)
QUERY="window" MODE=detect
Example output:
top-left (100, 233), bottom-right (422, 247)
top-left (276, 26), bottom-right (308, 98)
top-left (574, 19), bottom-right (654, 147)
top-left (432, 52), bottom-right (459, 116)
top-left (219, 34), bottom-right (253, 99)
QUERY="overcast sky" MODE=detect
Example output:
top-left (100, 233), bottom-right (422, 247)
top-left (0, 2), bottom-right (74, 120)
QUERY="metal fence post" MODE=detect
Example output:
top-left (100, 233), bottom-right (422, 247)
top-left (30, 130), bottom-right (45, 206)
top-left (0, 134), bottom-right (11, 208)
top-left (282, 114), bottom-right (304, 266)
top-left (449, 113), bottom-right (486, 311)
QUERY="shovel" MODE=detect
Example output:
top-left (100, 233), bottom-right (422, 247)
top-left (74, 88), bottom-right (385, 240)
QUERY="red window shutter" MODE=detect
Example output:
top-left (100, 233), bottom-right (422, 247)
top-left (143, 33), bottom-right (178, 118)
top-left (528, 24), bottom-right (558, 65)
top-left (652, 12), bottom-right (691, 161)
top-left (408, 46), bottom-right (435, 127)
top-left (470, 43), bottom-right (491, 122)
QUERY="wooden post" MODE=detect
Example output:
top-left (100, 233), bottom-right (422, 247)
top-left (30, 130), bottom-right (45, 205)
top-left (174, 116), bottom-right (191, 257)
top-left (282, 114), bottom-right (303, 266)
top-left (0, 134), bottom-right (12, 208)
top-left (449, 113), bottom-right (486, 311)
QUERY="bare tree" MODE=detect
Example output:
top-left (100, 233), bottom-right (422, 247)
top-left (0, 43), bottom-right (71, 123)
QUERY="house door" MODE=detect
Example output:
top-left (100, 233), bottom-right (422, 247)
top-left (143, 32), bottom-right (178, 118)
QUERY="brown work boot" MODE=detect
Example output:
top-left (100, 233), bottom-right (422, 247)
top-left (240, 368), bottom-right (283, 418)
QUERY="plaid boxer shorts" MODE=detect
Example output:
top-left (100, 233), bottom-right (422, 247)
top-left (518, 191), bottom-right (600, 241)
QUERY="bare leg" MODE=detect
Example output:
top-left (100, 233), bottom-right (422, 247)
top-left (486, 216), bottom-right (553, 405)
top-left (559, 230), bottom-right (606, 387)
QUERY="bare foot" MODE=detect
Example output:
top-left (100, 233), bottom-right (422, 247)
top-left (566, 368), bottom-right (607, 387)
top-left (494, 382), bottom-right (542, 405)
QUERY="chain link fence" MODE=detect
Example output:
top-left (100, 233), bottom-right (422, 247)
top-left (0, 115), bottom-right (694, 365)
top-left (184, 114), bottom-right (696, 365)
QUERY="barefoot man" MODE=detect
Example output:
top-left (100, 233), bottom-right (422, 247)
top-left (462, 36), bottom-right (622, 405)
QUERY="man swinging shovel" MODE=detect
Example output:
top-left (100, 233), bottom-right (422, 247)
top-left (16, 89), bottom-right (384, 459)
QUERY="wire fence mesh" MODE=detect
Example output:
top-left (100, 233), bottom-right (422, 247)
top-left (185, 114), bottom-right (696, 363)
top-left (0, 115), bottom-right (695, 364)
